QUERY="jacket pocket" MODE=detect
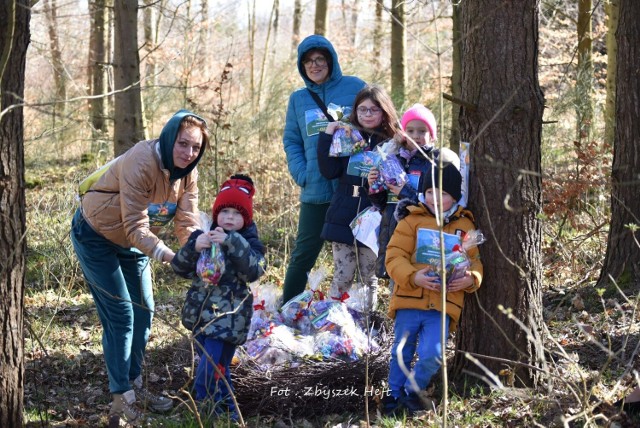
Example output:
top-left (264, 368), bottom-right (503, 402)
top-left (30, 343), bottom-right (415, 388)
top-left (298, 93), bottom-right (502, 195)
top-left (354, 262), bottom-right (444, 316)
top-left (395, 284), bottom-right (424, 299)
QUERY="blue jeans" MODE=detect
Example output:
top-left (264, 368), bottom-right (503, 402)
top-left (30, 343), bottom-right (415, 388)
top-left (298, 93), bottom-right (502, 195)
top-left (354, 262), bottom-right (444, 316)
top-left (194, 336), bottom-right (236, 405)
top-left (70, 209), bottom-right (153, 394)
top-left (388, 309), bottom-right (450, 397)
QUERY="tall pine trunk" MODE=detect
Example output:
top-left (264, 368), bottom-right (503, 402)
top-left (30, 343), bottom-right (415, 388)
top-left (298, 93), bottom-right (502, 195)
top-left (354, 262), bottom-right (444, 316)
top-left (604, 0), bottom-right (619, 147)
top-left (314, 0), bottom-right (328, 36)
top-left (576, 0), bottom-right (593, 141)
top-left (113, 0), bottom-right (145, 155)
top-left (0, 0), bottom-right (29, 425)
top-left (597, 0), bottom-right (640, 291)
top-left (43, 0), bottom-right (67, 138)
top-left (390, 0), bottom-right (406, 107)
top-left (88, 0), bottom-right (108, 156)
top-left (453, 0), bottom-right (545, 387)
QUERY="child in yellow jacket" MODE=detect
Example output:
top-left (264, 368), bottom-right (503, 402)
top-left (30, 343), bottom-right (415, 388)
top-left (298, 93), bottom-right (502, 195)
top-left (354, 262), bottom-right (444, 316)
top-left (383, 154), bottom-right (483, 416)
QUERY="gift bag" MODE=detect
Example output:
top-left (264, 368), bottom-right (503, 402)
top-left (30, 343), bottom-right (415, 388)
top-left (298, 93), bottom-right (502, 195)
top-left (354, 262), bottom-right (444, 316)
top-left (349, 206), bottom-right (381, 255)
top-left (329, 124), bottom-right (366, 157)
top-left (369, 147), bottom-right (408, 193)
top-left (196, 243), bottom-right (225, 285)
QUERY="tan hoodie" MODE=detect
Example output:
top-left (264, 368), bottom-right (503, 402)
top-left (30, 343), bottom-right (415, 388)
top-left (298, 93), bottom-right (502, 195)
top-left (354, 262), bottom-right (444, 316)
top-left (80, 140), bottom-right (200, 261)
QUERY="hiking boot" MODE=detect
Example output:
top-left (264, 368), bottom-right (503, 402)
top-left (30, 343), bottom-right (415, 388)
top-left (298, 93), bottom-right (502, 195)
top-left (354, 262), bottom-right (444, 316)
top-left (381, 394), bottom-right (400, 416)
top-left (398, 389), bottom-right (433, 416)
top-left (131, 375), bottom-right (173, 412)
top-left (109, 390), bottom-right (144, 426)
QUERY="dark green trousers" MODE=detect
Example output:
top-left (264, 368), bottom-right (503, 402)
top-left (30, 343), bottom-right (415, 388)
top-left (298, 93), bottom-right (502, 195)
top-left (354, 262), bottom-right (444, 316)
top-left (282, 202), bottom-right (329, 303)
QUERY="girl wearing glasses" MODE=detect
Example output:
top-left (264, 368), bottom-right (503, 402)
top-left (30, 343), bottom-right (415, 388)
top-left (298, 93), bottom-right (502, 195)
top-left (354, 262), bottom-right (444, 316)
top-left (282, 35), bottom-right (366, 304)
top-left (316, 85), bottom-right (400, 309)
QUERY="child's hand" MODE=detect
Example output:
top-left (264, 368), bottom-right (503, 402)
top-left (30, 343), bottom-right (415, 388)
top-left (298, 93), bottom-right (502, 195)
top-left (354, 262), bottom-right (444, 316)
top-left (414, 268), bottom-right (442, 291)
top-left (447, 272), bottom-right (475, 291)
top-left (367, 167), bottom-right (380, 187)
top-left (195, 233), bottom-right (213, 252)
top-left (209, 227), bottom-right (228, 244)
top-left (324, 122), bottom-right (342, 135)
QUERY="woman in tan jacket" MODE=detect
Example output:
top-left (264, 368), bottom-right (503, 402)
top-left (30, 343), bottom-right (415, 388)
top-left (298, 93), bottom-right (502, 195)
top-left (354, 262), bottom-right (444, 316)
top-left (70, 109), bottom-right (209, 425)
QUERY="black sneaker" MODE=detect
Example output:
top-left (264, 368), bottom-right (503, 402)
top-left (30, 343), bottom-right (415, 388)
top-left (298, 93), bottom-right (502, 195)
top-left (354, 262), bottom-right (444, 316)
top-left (398, 390), bottom-right (432, 416)
top-left (381, 395), bottom-right (400, 416)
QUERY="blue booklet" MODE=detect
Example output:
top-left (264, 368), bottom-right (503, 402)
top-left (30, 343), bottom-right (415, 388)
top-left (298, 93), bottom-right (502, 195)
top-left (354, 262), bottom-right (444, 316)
top-left (415, 229), bottom-right (461, 266)
top-left (346, 150), bottom-right (381, 177)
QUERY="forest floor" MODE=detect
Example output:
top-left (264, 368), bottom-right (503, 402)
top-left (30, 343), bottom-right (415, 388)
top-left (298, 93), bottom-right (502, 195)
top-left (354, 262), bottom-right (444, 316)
top-left (21, 162), bottom-right (640, 428)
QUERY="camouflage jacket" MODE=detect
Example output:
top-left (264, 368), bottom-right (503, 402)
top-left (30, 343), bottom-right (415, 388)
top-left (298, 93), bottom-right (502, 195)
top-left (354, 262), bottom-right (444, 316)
top-left (171, 222), bottom-right (266, 345)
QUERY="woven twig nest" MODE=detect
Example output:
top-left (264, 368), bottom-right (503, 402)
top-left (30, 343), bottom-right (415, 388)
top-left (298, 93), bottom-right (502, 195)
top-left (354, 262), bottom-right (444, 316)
top-left (232, 312), bottom-right (393, 418)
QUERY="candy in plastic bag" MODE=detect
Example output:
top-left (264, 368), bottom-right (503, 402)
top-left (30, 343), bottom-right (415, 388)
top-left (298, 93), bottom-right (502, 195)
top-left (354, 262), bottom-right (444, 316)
top-left (444, 230), bottom-right (485, 284)
top-left (279, 267), bottom-right (327, 325)
top-left (196, 243), bottom-right (225, 285)
top-left (251, 282), bottom-right (282, 314)
top-left (330, 125), bottom-right (366, 157)
top-left (462, 229), bottom-right (487, 252)
top-left (329, 124), bottom-right (366, 157)
top-left (313, 331), bottom-right (356, 361)
top-left (369, 147), bottom-right (408, 193)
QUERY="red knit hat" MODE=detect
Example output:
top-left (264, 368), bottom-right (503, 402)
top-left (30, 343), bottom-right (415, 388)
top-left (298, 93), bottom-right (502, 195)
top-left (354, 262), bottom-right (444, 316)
top-left (212, 174), bottom-right (255, 227)
top-left (401, 103), bottom-right (437, 141)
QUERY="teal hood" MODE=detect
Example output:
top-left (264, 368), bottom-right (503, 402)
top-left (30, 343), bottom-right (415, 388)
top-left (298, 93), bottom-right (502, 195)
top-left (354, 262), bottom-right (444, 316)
top-left (297, 35), bottom-right (343, 92)
top-left (159, 109), bottom-right (207, 180)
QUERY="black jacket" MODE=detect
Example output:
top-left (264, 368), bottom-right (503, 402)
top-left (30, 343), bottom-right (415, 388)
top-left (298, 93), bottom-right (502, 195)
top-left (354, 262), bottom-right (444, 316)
top-left (317, 129), bottom-right (387, 245)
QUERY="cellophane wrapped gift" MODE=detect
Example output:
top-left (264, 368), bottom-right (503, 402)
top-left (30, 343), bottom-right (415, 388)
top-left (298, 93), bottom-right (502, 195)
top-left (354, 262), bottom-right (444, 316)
top-left (196, 243), bottom-right (225, 285)
top-left (309, 300), bottom-right (341, 332)
top-left (445, 230), bottom-right (486, 284)
top-left (369, 147), bottom-right (408, 193)
top-left (329, 124), bottom-right (366, 157)
top-left (313, 331), bottom-right (357, 361)
top-left (279, 267), bottom-right (327, 327)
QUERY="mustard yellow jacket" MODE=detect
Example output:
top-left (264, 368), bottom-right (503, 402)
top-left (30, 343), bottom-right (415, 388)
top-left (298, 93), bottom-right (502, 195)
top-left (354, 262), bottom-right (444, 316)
top-left (386, 202), bottom-right (483, 330)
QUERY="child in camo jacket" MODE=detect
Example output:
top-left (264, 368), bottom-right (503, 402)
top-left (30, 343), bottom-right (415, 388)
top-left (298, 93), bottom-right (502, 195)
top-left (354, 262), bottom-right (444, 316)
top-left (171, 174), bottom-right (266, 420)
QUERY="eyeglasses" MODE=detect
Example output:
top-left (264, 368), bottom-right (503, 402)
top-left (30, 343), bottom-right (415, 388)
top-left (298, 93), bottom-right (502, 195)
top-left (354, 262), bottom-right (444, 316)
top-left (357, 106), bottom-right (382, 115)
top-left (303, 56), bottom-right (327, 67)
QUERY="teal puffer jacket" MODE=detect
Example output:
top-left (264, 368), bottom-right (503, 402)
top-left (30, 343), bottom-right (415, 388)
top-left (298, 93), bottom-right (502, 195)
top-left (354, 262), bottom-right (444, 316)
top-left (283, 34), bottom-right (366, 204)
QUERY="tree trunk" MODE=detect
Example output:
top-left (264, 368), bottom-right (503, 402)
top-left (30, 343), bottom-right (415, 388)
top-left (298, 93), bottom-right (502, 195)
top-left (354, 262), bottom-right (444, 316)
top-left (248, 0), bottom-right (256, 112)
top-left (453, 0), bottom-right (545, 388)
top-left (576, 0), bottom-right (593, 141)
top-left (43, 0), bottom-right (67, 134)
top-left (271, 0), bottom-right (280, 58)
top-left (142, 0), bottom-right (156, 128)
top-left (314, 0), bottom-right (328, 36)
top-left (88, 0), bottom-right (108, 154)
top-left (373, 0), bottom-right (383, 67)
top-left (0, 1), bottom-right (29, 426)
top-left (257, 0), bottom-right (278, 110)
top-left (604, 0), bottom-right (619, 148)
top-left (390, 0), bottom-right (406, 107)
top-left (291, 0), bottom-right (302, 55)
top-left (597, 0), bottom-right (640, 291)
top-left (113, 0), bottom-right (145, 156)
top-left (450, 1), bottom-right (462, 154)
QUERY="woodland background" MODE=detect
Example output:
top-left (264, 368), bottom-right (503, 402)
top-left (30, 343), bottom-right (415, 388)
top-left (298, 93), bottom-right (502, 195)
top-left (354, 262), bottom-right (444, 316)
top-left (1, 0), bottom-right (640, 427)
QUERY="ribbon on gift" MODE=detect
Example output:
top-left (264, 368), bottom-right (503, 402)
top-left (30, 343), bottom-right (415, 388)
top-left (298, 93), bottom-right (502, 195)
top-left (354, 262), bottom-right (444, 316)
top-left (253, 299), bottom-right (266, 311)
top-left (313, 289), bottom-right (325, 301)
top-left (331, 292), bottom-right (350, 303)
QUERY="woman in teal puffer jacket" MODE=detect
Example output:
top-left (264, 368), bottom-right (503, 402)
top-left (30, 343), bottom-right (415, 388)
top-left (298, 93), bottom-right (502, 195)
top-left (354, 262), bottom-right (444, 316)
top-left (281, 34), bottom-right (366, 303)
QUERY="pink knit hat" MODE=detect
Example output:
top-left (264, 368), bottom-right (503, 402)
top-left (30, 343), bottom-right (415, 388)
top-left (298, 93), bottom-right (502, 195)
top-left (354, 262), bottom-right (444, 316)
top-left (401, 104), bottom-right (437, 141)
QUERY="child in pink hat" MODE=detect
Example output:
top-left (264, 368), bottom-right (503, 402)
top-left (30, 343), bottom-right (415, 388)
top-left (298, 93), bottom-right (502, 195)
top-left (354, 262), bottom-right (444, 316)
top-left (367, 103), bottom-right (441, 282)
